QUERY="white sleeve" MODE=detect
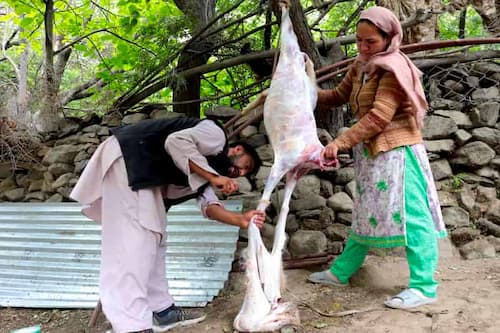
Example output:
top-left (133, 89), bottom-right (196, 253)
top-left (165, 120), bottom-right (226, 191)
top-left (197, 186), bottom-right (224, 218)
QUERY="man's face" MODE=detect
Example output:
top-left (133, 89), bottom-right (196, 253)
top-left (227, 146), bottom-right (254, 178)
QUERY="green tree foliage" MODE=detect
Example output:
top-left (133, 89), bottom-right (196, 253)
top-left (1, 0), bottom-right (189, 116)
top-left (0, 0), bottom-right (493, 123)
top-left (438, 7), bottom-right (486, 40)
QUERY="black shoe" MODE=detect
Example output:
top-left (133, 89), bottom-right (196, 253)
top-left (153, 304), bottom-right (206, 332)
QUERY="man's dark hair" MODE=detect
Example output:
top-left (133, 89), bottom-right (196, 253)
top-left (230, 141), bottom-right (262, 189)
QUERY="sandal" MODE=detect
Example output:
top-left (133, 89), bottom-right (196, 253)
top-left (384, 288), bottom-right (436, 309)
top-left (307, 270), bottom-right (348, 287)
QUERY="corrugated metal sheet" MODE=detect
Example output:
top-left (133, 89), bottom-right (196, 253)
top-left (0, 200), bottom-right (241, 308)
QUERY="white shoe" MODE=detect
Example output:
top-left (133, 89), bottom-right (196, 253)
top-left (384, 288), bottom-right (437, 309)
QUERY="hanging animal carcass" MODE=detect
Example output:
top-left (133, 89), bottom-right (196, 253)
top-left (233, 1), bottom-right (336, 332)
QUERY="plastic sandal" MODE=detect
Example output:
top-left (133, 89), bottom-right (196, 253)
top-left (307, 270), bottom-right (349, 287)
top-left (384, 288), bottom-right (437, 309)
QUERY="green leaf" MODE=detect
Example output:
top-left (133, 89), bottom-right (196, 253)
top-left (119, 16), bottom-right (130, 27)
top-left (128, 4), bottom-right (139, 16)
top-left (73, 44), bottom-right (88, 52)
top-left (19, 16), bottom-right (34, 27)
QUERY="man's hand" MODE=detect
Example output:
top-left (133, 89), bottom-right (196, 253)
top-left (211, 175), bottom-right (239, 195)
top-left (205, 206), bottom-right (266, 229)
top-left (321, 141), bottom-right (339, 161)
top-left (239, 210), bottom-right (265, 229)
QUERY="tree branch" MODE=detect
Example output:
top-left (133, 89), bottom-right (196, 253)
top-left (200, 8), bottom-right (262, 41)
top-left (309, 0), bottom-right (343, 28)
top-left (54, 28), bottom-right (156, 56)
top-left (115, 37), bottom-right (500, 112)
top-left (413, 50), bottom-right (500, 70)
top-left (336, 0), bottom-right (370, 36)
top-left (1, 25), bottom-right (20, 80)
top-left (316, 38), bottom-right (500, 81)
top-left (90, 0), bottom-right (116, 22)
top-left (3, 27), bottom-right (20, 50)
top-left (60, 77), bottom-right (106, 105)
top-left (54, 47), bottom-right (72, 89)
top-left (192, 0), bottom-right (247, 41)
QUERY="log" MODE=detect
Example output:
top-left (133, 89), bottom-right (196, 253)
top-left (232, 254), bottom-right (335, 272)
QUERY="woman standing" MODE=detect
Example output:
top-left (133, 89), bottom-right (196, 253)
top-left (308, 6), bottom-right (447, 309)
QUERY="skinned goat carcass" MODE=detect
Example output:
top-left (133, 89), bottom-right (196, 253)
top-left (233, 1), bottom-right (335, 332)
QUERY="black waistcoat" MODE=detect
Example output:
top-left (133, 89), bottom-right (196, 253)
top-left (111, 117), bottom-right (230, 192)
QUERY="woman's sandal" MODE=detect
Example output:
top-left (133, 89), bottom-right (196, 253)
top-left (307, 270), bottom-right (349, 288)
top-left (384, 288), bottom-right (436, 309)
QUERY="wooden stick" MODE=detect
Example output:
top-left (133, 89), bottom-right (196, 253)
top-left (298, 300), bottom-right (385, 317)
top-left (88, 299), bottom-right (102, 327)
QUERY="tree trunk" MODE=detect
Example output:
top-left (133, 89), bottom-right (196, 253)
top-left (318, 40), bottom-right (346, 136)
top-left (16, 43), bottom-right (29, 123)
top-left (1, 21), bottom-right (30, 123)
top-left (459, 8), bottom-right (467, 39)
top-left (447, 0), bottom-right (499, 36)
top-left (377, 0), bottom-right (440, 43)
top-left (172, 42), bottom-right (213, 118)
top-left (39, 0), bottom-right (60, 133)
top-left (467, 0), bottom-right (499, 36)
top-left (172, 0), bottom-right (216, 118)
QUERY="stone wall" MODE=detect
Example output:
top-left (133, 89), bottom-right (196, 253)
top-left (1, 61), bottom-right (499, 261)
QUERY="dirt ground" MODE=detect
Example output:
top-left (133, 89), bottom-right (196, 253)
top-left (1, 248), bottom-right (500, 333)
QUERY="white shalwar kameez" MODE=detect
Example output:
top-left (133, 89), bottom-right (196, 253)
top-left (70, 120), bottom-right (228, 332)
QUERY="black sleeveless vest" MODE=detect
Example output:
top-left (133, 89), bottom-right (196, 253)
top-left (111, 117), bottom-right (230, 192)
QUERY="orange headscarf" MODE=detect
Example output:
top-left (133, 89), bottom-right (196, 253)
top-left (357, 6), bottom-right (428, 128)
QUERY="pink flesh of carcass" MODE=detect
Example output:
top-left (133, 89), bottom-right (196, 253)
top-left (233, 3), bottom-right (333, 332)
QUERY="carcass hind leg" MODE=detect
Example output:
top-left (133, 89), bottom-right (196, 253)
top-left (251, 163), bottom-right (289, 293)
top-left (255, 163), bottom-right (288, 212)
top-left (246, 162), bottom-right (287, 254)
top-left (272, 171), bottom-right (298, 254)
top-left (247, 163), bottom-right (287, 252)
top-left (263, 170), bottom-right (298, 304)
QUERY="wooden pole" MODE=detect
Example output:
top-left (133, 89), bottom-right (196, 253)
top-left (88, 299), bottom-right (102, 327)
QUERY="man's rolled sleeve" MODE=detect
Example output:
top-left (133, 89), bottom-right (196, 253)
top-left (165, 120), bottom-right (226, 191)
top-left (197, 186), bottom-right (224, 218)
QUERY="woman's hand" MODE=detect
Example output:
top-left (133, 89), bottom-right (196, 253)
top-left (322, 142), bottom-right (339, 161)
top-left (211, 175), bottom-right (239, 195)
top-left (239, 210), bottom-right (265, 229)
